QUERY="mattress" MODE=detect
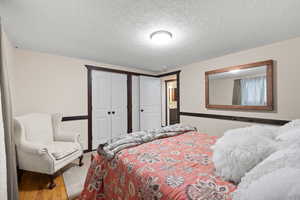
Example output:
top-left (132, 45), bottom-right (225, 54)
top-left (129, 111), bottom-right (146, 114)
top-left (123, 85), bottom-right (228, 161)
top-left (79, 131), bottom-right (236, 200)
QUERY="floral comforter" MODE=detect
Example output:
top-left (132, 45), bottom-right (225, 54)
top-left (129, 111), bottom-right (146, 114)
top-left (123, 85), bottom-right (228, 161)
top-left (79, 132), bottom-right (236, 200)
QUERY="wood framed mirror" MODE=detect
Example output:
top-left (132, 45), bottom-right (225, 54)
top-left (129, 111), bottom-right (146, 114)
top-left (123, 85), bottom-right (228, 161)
top-left (205, 60), bottom-right (274, 110)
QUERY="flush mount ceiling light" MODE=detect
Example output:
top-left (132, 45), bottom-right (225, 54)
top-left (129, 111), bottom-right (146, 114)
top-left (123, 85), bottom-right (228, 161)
top-left (150, 30), bottom-right (173, 45)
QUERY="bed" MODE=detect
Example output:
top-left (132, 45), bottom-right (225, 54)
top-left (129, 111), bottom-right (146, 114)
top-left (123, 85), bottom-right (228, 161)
top-left (79, 131), bottom-right (236, 200)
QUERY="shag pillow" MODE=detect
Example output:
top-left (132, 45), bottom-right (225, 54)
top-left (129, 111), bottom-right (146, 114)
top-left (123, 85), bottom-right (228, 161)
top-left (276, 119), bottom-right (300, 136)
top-left (232, 143), bottom-right (300, 199)
top-left (233, 167), bottom-right (300, 200)
top-left (212, 126), bottom-right (277, 183)
top-left (276, 127), bottom-right (300, 149)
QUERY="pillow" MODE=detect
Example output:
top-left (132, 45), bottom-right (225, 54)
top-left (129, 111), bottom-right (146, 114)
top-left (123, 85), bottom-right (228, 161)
top-left (233, 167), bottom-right (300, 200)
top-left (261, 125), bottom-right (279, 134)
top-left (276, 119), bottom-right (300, 136)
top-left (222, 125), bottom-right (276, 139)
top-left (233, 143), bottom-right (300, 199)
top-left (212, 126), bottom-right (277, 183)
top-left (276, 127), bottom-right (300, 148)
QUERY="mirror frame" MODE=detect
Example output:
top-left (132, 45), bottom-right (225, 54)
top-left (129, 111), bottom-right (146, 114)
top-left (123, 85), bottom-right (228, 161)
top-left (205, 60), bottom-right (274, 111)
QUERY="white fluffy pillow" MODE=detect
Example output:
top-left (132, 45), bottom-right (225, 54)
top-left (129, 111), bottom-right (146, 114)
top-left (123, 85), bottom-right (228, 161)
top-left (212, 126), bottom-right (277, 183)
top-left (233, 143), bottom-right (300, 199)
top-left (233, 167), bottom-right (300, 200)
top-left (276, 127), bottom-right (300, 148)
top-left (276, 119), bottom-right (300, 136)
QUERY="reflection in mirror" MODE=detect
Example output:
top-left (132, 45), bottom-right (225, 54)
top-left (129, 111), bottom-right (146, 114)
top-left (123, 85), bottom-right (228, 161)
top-left (205, 60), bottom-right (273, 110)
top-left (209, 66), bottom-right (267, 106)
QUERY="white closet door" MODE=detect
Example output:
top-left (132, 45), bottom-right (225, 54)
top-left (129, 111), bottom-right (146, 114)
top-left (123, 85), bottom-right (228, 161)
top-left (140, 76), bottom-right (162, 130)
top-left (92, 71), bottom-right (112, 149)
top-left (111, 73), bottom-right (127, 138)
top-left (132, 75), bottom-right (140, 131)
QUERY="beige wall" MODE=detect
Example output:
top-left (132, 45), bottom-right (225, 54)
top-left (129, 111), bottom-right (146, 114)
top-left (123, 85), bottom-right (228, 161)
top-left (209, 78), bottom-right (234, 105)
top-left (179, 36), bottom-right (300, 137)
top-left (11, 49), bottom-right (153, 149)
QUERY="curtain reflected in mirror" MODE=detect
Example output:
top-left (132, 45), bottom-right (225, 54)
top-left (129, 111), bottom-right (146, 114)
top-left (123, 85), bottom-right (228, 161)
top-left (232, 76), bottom-right (267, 106)
top-left (232, 79), bottom-right (241, 105)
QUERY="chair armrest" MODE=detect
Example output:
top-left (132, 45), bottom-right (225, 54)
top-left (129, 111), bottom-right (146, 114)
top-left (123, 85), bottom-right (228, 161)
top-left (18, 140), bottom-right (48, 155)
top-left (14, 118), bottom-right (51, 156)
top-left (55, 131), bottom-right (80, 143)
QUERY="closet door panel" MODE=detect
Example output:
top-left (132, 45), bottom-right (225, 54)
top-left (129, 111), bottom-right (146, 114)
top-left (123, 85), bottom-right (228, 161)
top-left (132, 75), bottom-right (140, 131)
top-left (92, 115), bottom-right (111, 148)
top-left (111, 73), bottom-right (127, 138)
top-left (92, 71), bottom-right (112, 149)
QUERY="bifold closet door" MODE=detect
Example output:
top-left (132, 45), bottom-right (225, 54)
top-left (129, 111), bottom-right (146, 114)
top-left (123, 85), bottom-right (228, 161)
top-left (140, 76), bottom-right (162, 130)
top-left (111, 73), bottom-right (127, 138)
top-left (92, 71), bottom-right (112, 149)
top-left (92, 70), bottom-right (128, 149)
top-left (132, 75), bottom-right (140, 131)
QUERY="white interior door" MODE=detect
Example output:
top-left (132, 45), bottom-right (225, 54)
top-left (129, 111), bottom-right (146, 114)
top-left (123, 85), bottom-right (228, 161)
top-left (132, 75), bottom-right (140, 131)
top-left (111, 73), bottom-right (127, 138)
top-left (92, 70), bottom-right (112, 149)
top-left (140, 76), bottom-right (162, 130)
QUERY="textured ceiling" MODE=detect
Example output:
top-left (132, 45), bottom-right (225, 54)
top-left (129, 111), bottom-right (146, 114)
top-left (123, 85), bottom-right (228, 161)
top-left (1, 0), bottom-right (300, 72)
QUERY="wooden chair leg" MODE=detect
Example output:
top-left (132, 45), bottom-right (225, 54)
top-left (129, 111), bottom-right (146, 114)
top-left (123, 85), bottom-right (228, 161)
top-left (17, 169), bottom-right (24, 183)
top-left (91, 154), bottom-right (94, 162)
top-left (79, 155), bottom-right (84, 167)
top-left (48, 175), bottom-right (56, 189)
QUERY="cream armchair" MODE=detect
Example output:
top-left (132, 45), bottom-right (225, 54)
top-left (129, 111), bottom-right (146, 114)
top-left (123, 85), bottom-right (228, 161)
top-left (14, 113), bottom-right (83, 189)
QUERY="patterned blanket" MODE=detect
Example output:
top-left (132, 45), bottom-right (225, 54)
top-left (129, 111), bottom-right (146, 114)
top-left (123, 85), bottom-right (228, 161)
top-left (80, 132), bottom-right (236, 200)
top-left (97, 124), bottom-right (197, 159)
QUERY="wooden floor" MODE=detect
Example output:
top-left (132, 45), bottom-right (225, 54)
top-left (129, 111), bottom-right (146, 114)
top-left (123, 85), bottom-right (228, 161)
top-left (19, 171), bottom-right (69, 200)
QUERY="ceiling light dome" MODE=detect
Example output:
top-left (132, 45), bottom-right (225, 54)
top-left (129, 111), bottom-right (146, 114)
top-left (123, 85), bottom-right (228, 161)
top-left (150, 30), bottom-right (173, 45)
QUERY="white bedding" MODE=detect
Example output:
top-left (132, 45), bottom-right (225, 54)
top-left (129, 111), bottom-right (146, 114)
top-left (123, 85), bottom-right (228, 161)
top-left (212, 125), bottom-right (277, 183)
top-left (232, 120), bottom-right (300, 200)
top-left (233, 143), bottom-right (300, 199)
top-left (234, 167), bottom-right (300, 200)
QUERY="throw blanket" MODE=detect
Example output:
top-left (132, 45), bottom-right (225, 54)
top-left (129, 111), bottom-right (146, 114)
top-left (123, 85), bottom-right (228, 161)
top-left (97, 124), bottom-right (197, 159)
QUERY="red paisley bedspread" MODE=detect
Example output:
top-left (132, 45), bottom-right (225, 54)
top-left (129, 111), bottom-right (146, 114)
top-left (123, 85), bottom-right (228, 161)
top-left (79, 132), bottom-right (236, 200)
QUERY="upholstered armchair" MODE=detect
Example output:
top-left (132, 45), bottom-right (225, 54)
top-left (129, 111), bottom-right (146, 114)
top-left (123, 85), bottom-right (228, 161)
top-left (14, 113), bottom-right (83, 189)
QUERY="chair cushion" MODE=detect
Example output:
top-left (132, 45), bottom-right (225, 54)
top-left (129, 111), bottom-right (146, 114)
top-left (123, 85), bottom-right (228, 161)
top-left (47, 142), bottom-right (79, 160)
top-left (20, 113), bottom-right (54, 144)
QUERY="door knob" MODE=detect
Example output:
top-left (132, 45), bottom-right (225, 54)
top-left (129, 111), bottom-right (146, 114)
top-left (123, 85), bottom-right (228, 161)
top-left (112, 111), bottom-right (115, 114)
top-left (140, 109), bottom-right (144, 112)
top-left (108, 111), bottom-right (111, 115)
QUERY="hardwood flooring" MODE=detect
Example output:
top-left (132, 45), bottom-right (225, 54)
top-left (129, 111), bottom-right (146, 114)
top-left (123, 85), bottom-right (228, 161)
top-left (19, 171), bottom-right (69, 200)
